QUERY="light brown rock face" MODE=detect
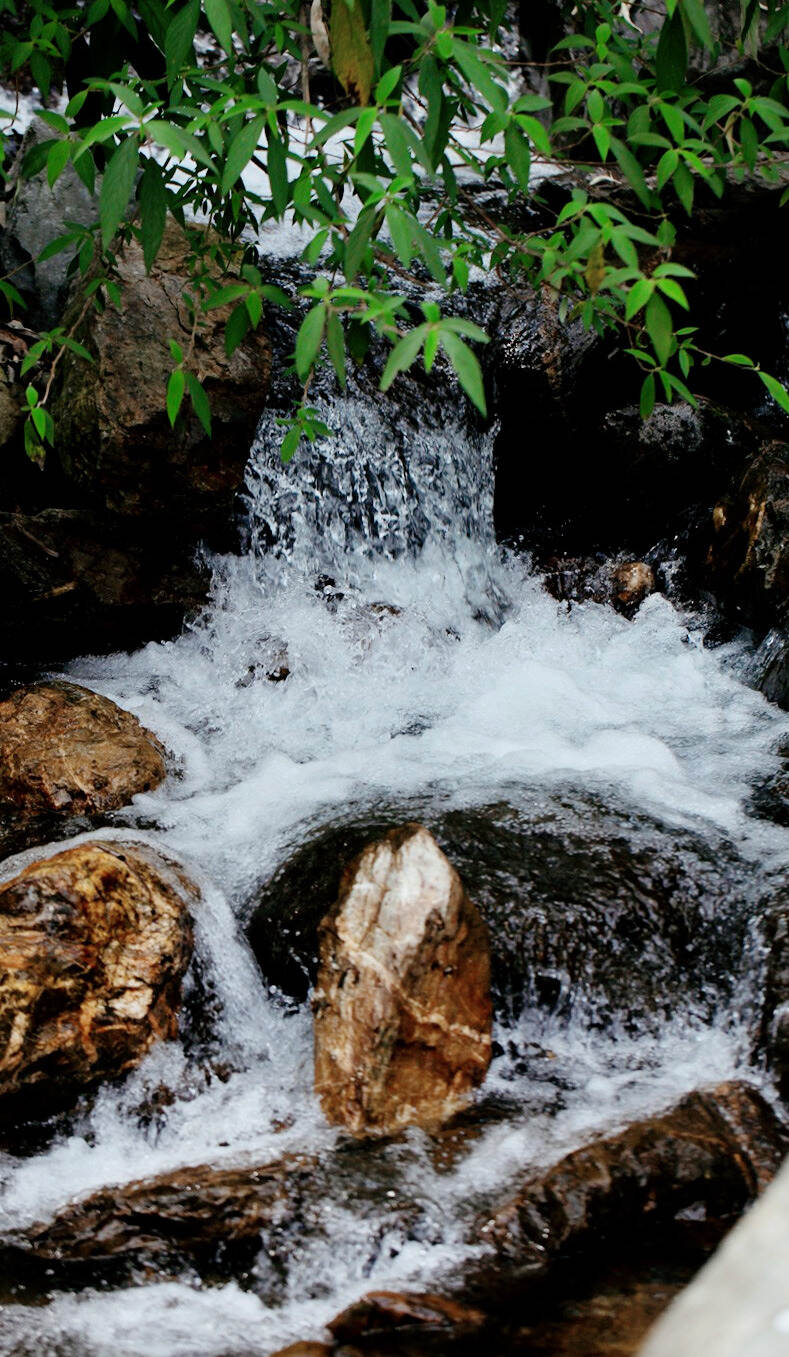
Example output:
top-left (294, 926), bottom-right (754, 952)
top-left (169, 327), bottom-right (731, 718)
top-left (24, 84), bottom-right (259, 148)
top-left (0, 680), bottom-right (166, 819)
top-left (0, 840), bottom-right (196, 1112)
top-left (313, 824), bottom-right (492, 1137)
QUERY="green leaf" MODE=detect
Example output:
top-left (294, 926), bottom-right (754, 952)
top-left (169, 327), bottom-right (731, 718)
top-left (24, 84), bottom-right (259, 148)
top-left (100, 135), bottom-right (139, 249)
top-left (165, 0), bottom-right (199, 80)
top-left (280, 425), bottom-right (301, 463)
top-left (375, 64), bottom-right (401, 103)
top-left (167, 368), bottom-right (185, 426)
top-left (759, 371), bottom-right (789, 415)
top-left (295, 303), bottom-right (326, 380)
top-left (681, 0), bottom-right (713, 49)
top-left (222, 115), bottom-right (265, 193)
top-left (380, 325), bottom-right (426, 390)
top-left (722, 353), bottom-right (755, 366)
top-left (504, 122), bottom-right (531, 192)
top-left (656, 9), bottom-right (687, 92)
top-left (185, 372), bottom-right (212, 435)
top-left (138, 158), bottom-right (167, 273)
top-left (672, 158), bottom-right (694, 214)
top-left (169, 339), bottom-right (184, 363)
top-left (380, 113), bottom-right (414, 181)
top-left (625, 277), bottom-right (654, 318)
top-left (385, 204), bottom-right (413, 267)
top-left (640, 372), bottom-right (656, 419)
top-left (326, 311), bottom-right (346, 388)
top-left (656, 147), bottom-right (679, 191)
top-left (267, 130), bottom-right (289, 213)
top-left (440, 330), bottom-right (486, 416)
top-left (331, 0), bottom-right (374, 104)
top-left (46, 140), bottom-right (71, 188)
top-left (205, 0), bottom-right (233, 54)
top-left (225, 303), bottom-right (250, 356)
top-left (610, 137), bottom-right (652, 208)
top-left (657, 277), bottom-right (689, 308)
top-left (646, 291), bottom-right (673, 366)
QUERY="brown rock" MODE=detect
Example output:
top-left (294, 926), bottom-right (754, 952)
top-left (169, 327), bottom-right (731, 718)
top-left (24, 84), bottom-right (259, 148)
top-left (7, 1152), bottom-right (315, 1267)
top-left (612, 560), bottom-right (655, 613)
top-left (51, 220), bottom-right (272, 547)
top-left (0, 840), bottom-right (196, 1112)
top-left (269, 1347), bottom-right (336, 1357)
top-left (328, 1291), bottom-right (486, 1344)
top-left (0, 680), bottom-right (166, 820)
top-left (479, 1081), bottom-right (786, 1285)
top-left (313, 825), bottom-right (492, 1137)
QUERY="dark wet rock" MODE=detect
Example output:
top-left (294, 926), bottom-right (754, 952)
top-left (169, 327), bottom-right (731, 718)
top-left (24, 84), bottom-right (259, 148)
top-left (0, 680), bottom-right (165, 820)
top-left (246, 792), bottom-right (749, 1028)
top-left (0, 840), bottom-right (196, 1116)
top-left (314, 825), bottom-right (492, 1136)
top-left (751, 630), bottom-right (789, 710)
top-left (0, 506), bottom-right (211, 665)
top-left (493, 382), bottom-right (757, 557)
top-left (50, 220), bottom-right (272, 547)
top-left (4, 1152), bottom-right (317, 1273)
top-left (706, 441), bottom-right (789, 633)
top-left (474, 1081), bottom-right (785, 1291)
top-left (328, 1291), bottom-right (487, 1345)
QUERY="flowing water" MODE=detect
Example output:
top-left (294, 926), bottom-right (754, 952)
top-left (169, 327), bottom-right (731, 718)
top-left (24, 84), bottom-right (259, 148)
top-left (0, 315), bottom-right (788, 1355)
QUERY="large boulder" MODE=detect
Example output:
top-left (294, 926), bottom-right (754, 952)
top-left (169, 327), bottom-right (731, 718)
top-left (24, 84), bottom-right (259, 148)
top-left (246, 794), bottom-right (749, 1030)
top-left (0, 680), bottom-right (166, 858)
top-left (50, 219), bottom-right (272, 549)
top-left (313, 825), bottom-right (492, 1137)
top-left (0, 840), bottom-right (196, 1115)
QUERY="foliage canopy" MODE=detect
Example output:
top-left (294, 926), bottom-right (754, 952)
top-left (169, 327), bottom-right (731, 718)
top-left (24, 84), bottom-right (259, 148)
top-left (1, 0), bottom-right (788, 462)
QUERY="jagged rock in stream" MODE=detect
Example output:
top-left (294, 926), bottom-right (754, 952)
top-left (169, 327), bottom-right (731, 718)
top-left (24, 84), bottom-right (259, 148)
top-left (313, 825), bottom-right (492, 1137)
top-left (50, 220), bottom-right (272, 545)
top-left (0, 681), bottom-right (166, 859)
top-left (246, 793), bottom-right (748, 1029)
top-left (706, 440), bottom-right (789, 636)
top-left (0, 840), bottom-right (196, 1116)
top-left (473, 1081), bottom-right (785, 1294)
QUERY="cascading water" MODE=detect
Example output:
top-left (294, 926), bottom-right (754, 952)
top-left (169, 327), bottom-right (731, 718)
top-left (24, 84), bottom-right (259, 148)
top-left (0, 295), bottom-right (788, 1355)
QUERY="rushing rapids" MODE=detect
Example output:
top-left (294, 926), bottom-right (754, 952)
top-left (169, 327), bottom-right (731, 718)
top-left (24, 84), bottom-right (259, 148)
top-left (0, 316), bottom-right (787, 1356)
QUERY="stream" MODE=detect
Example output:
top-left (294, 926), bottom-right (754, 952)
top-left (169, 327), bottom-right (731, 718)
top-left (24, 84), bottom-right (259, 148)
top-left (0, 286), bottom-right (788, 1355)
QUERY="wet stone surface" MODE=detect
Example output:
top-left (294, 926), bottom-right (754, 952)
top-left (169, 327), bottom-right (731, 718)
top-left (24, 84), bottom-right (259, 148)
top-left (246, 790), bottom-right (751, 1029)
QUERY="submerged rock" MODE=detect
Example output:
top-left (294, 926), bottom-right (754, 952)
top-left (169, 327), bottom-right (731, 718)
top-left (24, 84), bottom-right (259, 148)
top-left (247, 793), bottom-right (748, 1029)
top-left (0, 840), bottom-right (196, 1114)
top-left (313, 825), bottom-right (492, 1136)
top-left (0, 680), bottom-right (166, 820)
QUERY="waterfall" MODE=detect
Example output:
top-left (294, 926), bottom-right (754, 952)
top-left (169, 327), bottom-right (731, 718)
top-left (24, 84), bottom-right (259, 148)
top-left (0, 267), bottom-right (787, 1355)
